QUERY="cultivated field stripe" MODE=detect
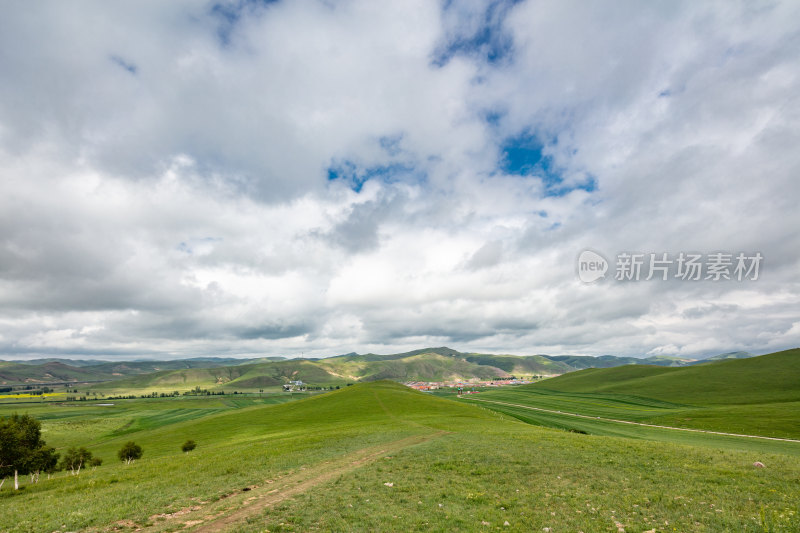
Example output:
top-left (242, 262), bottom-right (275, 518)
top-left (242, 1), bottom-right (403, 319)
top-left (140, 430), bottom-right (448, 533)
top-left (464, 397), bottom-right (800, 443)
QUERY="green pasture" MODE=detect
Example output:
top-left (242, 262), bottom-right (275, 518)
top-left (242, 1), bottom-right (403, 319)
top-left (0, 393), bottom-right (304, 451)
top-left (1, 382), bottom-right (798, 532)
top-left (455, 387), bottom-right (800, 441)
top-left (535, 348), bottom-right (800, 405)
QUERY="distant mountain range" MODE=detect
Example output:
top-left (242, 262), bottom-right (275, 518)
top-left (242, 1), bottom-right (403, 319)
top-left (0, 347), bottom-right (759, 389)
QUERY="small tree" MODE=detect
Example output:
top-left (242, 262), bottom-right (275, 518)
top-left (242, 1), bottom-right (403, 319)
top-left (89, 457), bottom-right (103, 470)
top-left (60, 447), bottom-right (93, 476)
top-left (118, 441), bottom-right (143, 464)
top-left (181, 440), bottom-right (197, 453)
top-left (0, 414), bottom-right (59, 490)
top-left (27, 444), bottom-right (60, 483)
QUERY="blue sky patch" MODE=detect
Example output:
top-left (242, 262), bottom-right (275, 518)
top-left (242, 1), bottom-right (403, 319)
top-left (327, 160), bottom-right (416, 193)
top-left (433, 0), bottom-right (521, 67)
top-left (501, 133), bottom-right (550, 176)
top-left (501, 132), bottom-right (597, 197)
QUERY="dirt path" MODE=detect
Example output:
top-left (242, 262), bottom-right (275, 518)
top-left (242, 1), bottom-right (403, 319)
top-left (464, 397), bottom-right (800, 443)
top-left (139, 431), bottom-right (447, 533)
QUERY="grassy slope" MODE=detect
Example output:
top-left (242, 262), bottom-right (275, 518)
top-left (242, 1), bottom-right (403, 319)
top-left (462, 353), bottom-right (572, 374)
top-left (467, 348), bottom-right (800, 439)
top-left (356, 353), bottom-right (507, 381)
top-left (2, 381), bottom-right (799, 532)
top-left (0, 360), bottom-right (268, 386)
top-left (690, 351), bottom-right (754, 364)
top-left (327, 349), bottom-right (572, 381)
top-left (533, 348), bottom-right (800, 405)
top-left (331, 346), bottom-right (467, 362)
top-left (0, 361), bottom-right (115, 385)
top-left (86, 358), bottom-right (261, 375)
top-left (86, 360), bottom-right (344, 394)
top-left (545, 354), bottom-right (692, 369)
top-left (319, 347), bottom-right (576, 380)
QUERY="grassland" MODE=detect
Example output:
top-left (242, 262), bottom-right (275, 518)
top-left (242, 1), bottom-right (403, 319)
top-left (0, 393), bottom-right (306, 451)
top-left (531, 348), bottom-right (800, 405)
top-left (451, 349), bottom-right (800, 449)
top-left (457, 391), bottom-right (800, 455)
top-left (1, 381), bottom-right (799, 532)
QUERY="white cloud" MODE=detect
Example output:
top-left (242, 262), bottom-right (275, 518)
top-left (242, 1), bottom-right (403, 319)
top-left (0, 0), bottom-right (798, 360)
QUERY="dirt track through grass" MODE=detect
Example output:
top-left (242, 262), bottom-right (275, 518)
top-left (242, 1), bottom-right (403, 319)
top-left (465, 397), bottom-right (800, 443)
top-left (139, 430), bottom-right (448, 532)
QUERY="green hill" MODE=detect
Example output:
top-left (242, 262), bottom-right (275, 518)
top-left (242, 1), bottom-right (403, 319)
top-left (461, 353), bottom-right (572, 374)
top-left (0, 358), bottom-right (271, 386)
top-left (86, 358), bottom-right (264, 375)
top-left (88, 360), bottom-right (344, 393)
top-left (330, 346), bottom-right (466, 363)
top-left (324, 347), bottom-right (572, 379)
top-left (533, 348), bottom-right (800, 405)
top-left (688, 351), bottom-right (754, 365)
top-left (320, 350), bottom-right (506, 382)
top-left (0, 361), bottom-right (114, 385)
top-left (545, 353), bottom-right (692, 369)
top-left (355, 353), bottom-right (507, 381)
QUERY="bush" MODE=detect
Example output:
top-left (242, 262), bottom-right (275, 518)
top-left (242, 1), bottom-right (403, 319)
top-left (60, 447), bottom-right (92, 475)
top-left (181, 440), bottom-right (197, 453)
top-left (118, 441), bottom-right (143, 464)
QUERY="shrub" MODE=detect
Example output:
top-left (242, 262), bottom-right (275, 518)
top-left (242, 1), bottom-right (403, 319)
top-left (118, 442), bottom-right (143, 464)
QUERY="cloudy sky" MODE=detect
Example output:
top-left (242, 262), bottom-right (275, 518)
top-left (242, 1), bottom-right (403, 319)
top-left (1, 0), bottom-right (799, 361)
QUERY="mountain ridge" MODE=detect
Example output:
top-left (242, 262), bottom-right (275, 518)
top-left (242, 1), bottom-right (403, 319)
top-left (0, 347), bottom-right (768, 388)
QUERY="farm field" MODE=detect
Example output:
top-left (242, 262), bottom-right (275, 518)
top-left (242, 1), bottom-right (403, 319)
top-left (2, 381), bottom-right (799, 532)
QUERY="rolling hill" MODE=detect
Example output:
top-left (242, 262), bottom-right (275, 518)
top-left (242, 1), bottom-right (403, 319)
top-left (0, 358), bottom-right (280, 386)
top-left (530, 348), bottom-right (800, 405)
top-left (0, 346), bottom-right (776, 391)
top-left (546, 354), bottom-right (694, 369)
top-left (319, 347), bottom-right (571, 380)
top-left (87, 351), bottom-right (515, 393)
top-left (327, 352), bottom-right (507, 382)
top-left (688, 350), bottom-right (754, 365)
top-left (0, 361), bottom-right (115, 385)
top-left (86, 359), bottom-right (342, 393)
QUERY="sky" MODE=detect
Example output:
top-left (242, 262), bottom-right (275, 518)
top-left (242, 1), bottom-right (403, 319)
top-left (1, 0), bottom-right (799, 361)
